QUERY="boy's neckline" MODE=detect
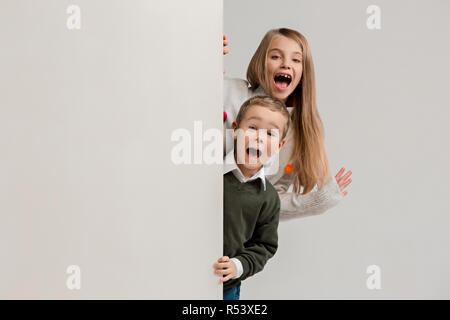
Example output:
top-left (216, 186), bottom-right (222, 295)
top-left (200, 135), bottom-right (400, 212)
top-left (236, 162), bottom-right (264, 180)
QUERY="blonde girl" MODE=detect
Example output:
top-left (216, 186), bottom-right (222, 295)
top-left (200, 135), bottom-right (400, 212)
top-left (222, 29), bottom-right (352, 220)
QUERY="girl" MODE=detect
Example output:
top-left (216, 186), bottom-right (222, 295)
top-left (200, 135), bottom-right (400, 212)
top-left (222, 29), bottom-right (352, 220)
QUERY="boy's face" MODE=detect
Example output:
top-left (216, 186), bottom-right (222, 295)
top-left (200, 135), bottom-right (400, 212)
top-left (232, 105), bottom-right (287, 171)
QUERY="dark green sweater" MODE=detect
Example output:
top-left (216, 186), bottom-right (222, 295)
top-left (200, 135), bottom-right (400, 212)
top-left (223, 171), bottom-right (280, 291)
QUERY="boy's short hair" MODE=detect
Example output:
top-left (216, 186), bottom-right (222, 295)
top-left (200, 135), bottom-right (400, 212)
top-left (235, 95), bottom-right (290, 139)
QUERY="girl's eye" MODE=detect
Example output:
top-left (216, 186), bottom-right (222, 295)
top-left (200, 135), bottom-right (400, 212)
top-left (271, 55), bottom-right (280, 60)
top-left (293, 59), bottom-right (301, 63)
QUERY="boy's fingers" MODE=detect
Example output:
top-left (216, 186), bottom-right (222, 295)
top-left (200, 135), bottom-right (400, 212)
top-left (215, 268), bottom-right (231, 275)
top-left (213, 262), bottom-right (229, 270)
top-left (214, 258), bottom-right (227, 267)
top-left (220, 274), bottom-right (233, 283)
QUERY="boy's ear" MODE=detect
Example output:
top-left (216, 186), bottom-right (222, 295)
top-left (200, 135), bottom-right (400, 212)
top-left (231, 121), bottom-right (238, 139)
top-left (278, 139), bottom-right (286, 151)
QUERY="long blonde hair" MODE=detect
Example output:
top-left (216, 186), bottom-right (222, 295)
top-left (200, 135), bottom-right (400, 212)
top-left (247, 28), bottom-right (331, 194)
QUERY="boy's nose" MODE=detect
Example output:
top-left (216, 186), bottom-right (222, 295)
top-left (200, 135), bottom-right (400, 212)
top-left (255, 133), bottom-right (265, 145)
top-left (249, 135), bottom-right (263, 147)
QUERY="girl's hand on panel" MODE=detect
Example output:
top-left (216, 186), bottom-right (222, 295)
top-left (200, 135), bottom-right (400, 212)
top-left (335, 167), bottom-right (352, 196)
top-left (213, 255), bottom-right (237, 283)
top-left (223, 35), bottom-right (229, 74)
top-left (223, 35), bottom-right (229, 55)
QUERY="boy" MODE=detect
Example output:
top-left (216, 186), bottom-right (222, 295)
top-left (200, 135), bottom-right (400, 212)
top-left (213, 95), bottom-right (290, 300)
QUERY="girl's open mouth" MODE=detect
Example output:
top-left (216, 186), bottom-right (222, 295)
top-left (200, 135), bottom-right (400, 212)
top-left (274, 73), bottom-right (292, 91)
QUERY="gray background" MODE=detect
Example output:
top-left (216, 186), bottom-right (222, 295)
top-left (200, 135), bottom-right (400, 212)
top-left (0, 0), bottom-right (222, 299)
top-left (224, 0), bottom-right (450, 299)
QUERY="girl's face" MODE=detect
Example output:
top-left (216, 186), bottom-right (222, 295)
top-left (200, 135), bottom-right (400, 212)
top-left (265, 35), bottom-right (303, 103)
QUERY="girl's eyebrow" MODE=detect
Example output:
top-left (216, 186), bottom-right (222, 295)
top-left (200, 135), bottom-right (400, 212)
top-left (269, 48), bottom-right (302, 56)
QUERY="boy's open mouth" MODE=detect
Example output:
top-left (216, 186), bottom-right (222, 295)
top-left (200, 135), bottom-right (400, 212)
top-left (274, 73), bottom-right (292, 91)
top-left (246, 147), bottom-right (262, 159)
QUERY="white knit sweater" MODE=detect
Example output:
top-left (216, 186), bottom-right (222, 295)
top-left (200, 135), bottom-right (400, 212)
top-left (223, 77), bottom-right (343, 221)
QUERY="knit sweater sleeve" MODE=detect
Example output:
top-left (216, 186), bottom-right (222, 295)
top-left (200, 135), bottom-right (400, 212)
top-left (223, 77), bottom-right (252, 156)
top-left (274, 173), bottom-right (344, 221)
top-left (234, 191), bottom-right (280, 281)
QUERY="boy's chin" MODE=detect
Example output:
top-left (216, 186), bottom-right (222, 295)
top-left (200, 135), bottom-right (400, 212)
top-left (241, 157), bottom-right (264, 169)
top-left (240, 162), bottom-right (263, 172)
top-left (236, 159), bottom-right (263, 169)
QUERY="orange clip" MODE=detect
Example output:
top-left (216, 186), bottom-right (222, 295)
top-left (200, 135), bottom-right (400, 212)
top-left (284, 164), bottom-right (294, 174)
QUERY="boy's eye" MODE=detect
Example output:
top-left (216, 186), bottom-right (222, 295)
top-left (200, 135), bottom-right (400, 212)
top-left (249, 126), bottom-right (257, 130)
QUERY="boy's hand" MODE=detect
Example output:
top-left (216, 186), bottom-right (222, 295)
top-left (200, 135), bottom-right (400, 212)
top-left (213, 256), bottom-right (237, 283)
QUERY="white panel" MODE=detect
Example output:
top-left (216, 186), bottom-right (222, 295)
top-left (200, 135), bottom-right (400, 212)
top-left (0, 0), bottom-right (223, 299)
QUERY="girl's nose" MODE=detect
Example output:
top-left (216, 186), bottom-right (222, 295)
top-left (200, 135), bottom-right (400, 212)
top-left (281, 59), bottom-right (291, 69)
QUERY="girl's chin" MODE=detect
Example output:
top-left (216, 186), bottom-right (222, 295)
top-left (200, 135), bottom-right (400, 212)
top-left (270, 89), bottom-right (290, 102)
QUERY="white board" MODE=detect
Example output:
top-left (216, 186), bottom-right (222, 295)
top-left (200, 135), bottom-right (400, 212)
top-left (0, 0), bottom-right (223, 299)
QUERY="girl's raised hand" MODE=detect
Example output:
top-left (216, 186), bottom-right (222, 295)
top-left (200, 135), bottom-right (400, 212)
top-left (335, 167), bottom-right (352, 196)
